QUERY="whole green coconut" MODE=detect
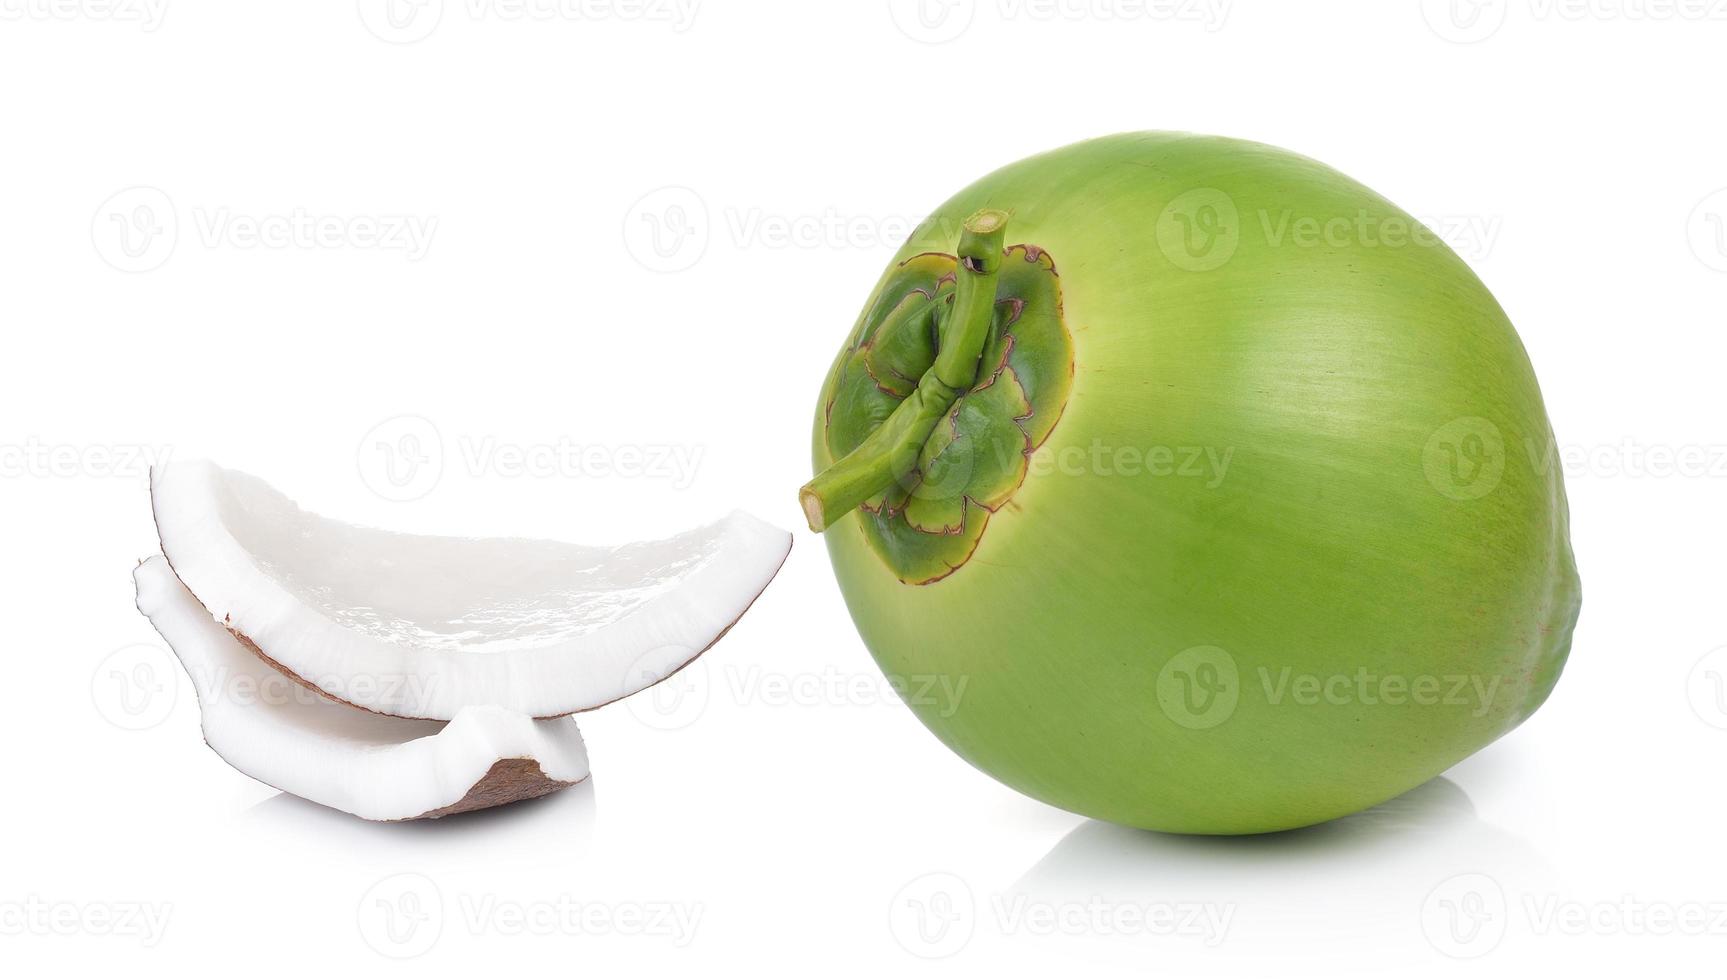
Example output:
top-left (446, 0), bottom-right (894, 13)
top-left (802, 132), bottom-right (1580, 835)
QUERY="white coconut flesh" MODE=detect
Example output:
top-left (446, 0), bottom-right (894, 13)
top-left (134, 556), bottom-right (590, 821)
top-left (150, 460), bottom-right (793, 720)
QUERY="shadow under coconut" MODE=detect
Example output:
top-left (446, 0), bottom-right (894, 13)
top-left (1013, 776), bottom-right (1554, 949)
top-left (241, 777), bottom-right (598, 863)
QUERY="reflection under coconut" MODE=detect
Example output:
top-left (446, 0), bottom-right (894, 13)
top-left (1013, 777), bottom-right (1553, 950)
top-left (241, 776), bottom-right (598, 866)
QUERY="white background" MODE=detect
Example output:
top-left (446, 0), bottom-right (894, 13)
top-left (2, 1), bottom-right (1724, 976)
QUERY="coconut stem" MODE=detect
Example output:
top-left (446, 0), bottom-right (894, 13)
top-left (800, 209), bottom-right (1008, 533)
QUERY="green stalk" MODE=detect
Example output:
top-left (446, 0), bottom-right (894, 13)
top-left (800, 209), bottom-right (1008, 533)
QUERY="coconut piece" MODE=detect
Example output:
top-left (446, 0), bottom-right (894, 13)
top-left (133, 556), bottom-right (589, 821)
top-left (150, 460), bottom-right (792, 720)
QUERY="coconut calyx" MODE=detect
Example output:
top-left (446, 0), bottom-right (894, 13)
top-left (801, 210), bottom-right (1075, 583)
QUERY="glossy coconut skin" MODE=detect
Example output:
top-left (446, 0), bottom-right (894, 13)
top-left (811, 133), bottom-right (1580, 834)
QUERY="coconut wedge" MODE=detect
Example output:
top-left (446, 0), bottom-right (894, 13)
top-left (150, 460), bottom-right (792, 720)
top-left (134, 556), bottom-right (589, 820)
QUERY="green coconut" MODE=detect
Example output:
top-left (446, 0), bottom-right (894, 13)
top-left (802, 132), bottom-right (1580, 835)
